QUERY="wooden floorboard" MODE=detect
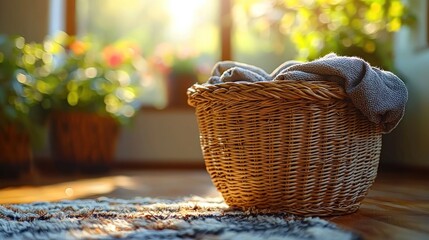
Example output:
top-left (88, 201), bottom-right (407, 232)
top-left (0, 168), bottom-right (428, 240)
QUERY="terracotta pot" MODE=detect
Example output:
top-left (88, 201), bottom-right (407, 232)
top-left (0, 124), bottom-right (32, 178)
top-left (49, 111), bottom-right (119, 173)
top-left (166, 73), bottom-right (197, 108)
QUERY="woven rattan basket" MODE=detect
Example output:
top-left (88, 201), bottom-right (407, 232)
top-left (50, 111), bottom-right (119, 173)
top-left (0, 124), bottom-right (32, 178)
top-left (188, 80), bottom-right (382, 216)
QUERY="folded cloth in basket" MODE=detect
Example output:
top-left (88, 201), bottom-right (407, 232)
top-left (274, 53), bottom-right (407, 133)
top-left (206, 53), bottom-right (408, 134)
top-left (208, 61), bottom-right (271, 84)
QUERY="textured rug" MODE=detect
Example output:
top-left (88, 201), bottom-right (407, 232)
top-left (0, 197), bottom-right (360, 240)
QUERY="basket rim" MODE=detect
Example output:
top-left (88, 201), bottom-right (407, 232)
top-left (187, 80), bottom-right (348, 107)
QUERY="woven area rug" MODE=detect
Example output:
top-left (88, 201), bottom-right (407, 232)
top-left (0, 197), bottom-right (360, 240)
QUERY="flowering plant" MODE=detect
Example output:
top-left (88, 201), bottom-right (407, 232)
top-left (36, 33), bottom-right (146, 124)
top-left (146, 43), bottom-right (213, 108)
top-left (148, 43), bottom-right (211, 83)
top-left (0, 34), bottom-right (45, 137)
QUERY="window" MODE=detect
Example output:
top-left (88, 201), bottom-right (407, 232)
top-left (63, 0), bottom-right (298, 107)
top-left (62, 0), bottom-right (409, 105)
top-left (71, 0), bottom-right (220, 108)
top-left (232, 0), bottom-right (295, 72)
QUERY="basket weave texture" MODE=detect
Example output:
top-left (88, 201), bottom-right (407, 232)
top-left (0, 124), bottom-right (31, 178)
top-left (50, 111), bottom-right (119, 168)
top-left (0, 124), bottom-right (31, 163)
top-left (188, 80), bottom-right (382, 216)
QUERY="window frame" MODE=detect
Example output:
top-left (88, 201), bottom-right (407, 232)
top-left (65, 0), bottom-right (76, 35)
top-left (427, 2), bottom-right (429, 45)
top-left (64, 0), bottom-right (232, 60)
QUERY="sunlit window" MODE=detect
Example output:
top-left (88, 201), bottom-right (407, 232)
top-left (232, 0), bottom-right (296, 73)
top-left (231, 0), bottom-right (409, 72)
top-left (76, 0), bottom-right (219, 108)
top-left (70, 0), bottom-right (409, 108)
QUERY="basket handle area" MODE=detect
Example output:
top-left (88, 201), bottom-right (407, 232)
top-left (187, 80), bottom-right (348, 107)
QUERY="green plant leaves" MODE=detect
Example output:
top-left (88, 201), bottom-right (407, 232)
top-left (242, 0), bottom-right (413, 70)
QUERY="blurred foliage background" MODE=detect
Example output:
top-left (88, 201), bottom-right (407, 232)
top-left (0, 35), bottom-right (45, 143)
top-left (234, 0), bottom-right (414, 71)
top-left (71, 0), bottom-right (414, 107)
top-left (0, 0), bottom-right (414, 139)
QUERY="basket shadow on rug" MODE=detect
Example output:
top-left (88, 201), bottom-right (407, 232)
top-left (0, 197), bottom-right (361, 240)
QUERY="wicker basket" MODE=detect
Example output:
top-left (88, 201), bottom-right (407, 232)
top-left (50, 111), bottom-right (119, 173)
top-left (188, 80), bottom-right (382, 216)
top-left (0, 124), bottom-right (32, 178)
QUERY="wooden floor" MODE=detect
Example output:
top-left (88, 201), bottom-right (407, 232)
top-left (0, 167), bottom-right (428, 240)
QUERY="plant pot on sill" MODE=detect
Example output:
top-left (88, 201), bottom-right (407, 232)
top-left (49, 111), bottom-right (119, 173)
top-left (0, 124), bottom-right (32, 179)
top-left (166, 73), bottom-right (197, 108)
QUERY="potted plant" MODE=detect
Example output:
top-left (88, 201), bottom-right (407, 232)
top-left (36, 33), bottom-right (146, 173)
top-left (149, 44), bottom-right (201, 108)
top-left (0, 35), bottom-right (45, 178)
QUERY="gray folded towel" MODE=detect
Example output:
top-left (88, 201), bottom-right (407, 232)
top-left (206, 54), bottom-right (408, 133)
top-left (270, 60), bottom-right (303, 78)
top-left (207, 61), bottom-right (271, 84)
top-left (274, 53), bottom-right (408, 133)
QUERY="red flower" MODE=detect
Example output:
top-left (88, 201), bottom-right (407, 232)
top-left (103, 46), bottom-right (125, 68)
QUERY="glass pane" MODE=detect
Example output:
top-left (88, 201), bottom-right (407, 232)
top-left (232, 0), bottom-right (296, 73)
top-left (231, 0), bottom-right (408, 72)
top-left (77, 0), bottom-right (219, 108)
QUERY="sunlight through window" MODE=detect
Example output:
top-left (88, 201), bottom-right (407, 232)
top-left (166, 0), bottom-right (207, 41)
top-left (76, 0), bottom-right (219, 108)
